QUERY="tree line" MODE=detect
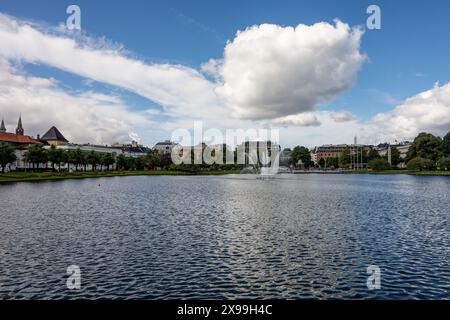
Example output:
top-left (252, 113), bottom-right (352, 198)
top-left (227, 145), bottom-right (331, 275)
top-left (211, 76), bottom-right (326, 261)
top-left (0, 144), bottom-right (174, 173)
top-left (1, 131), bottom-right (450, 173)
top-left (404, 131), bottom-right (450, 171)
top-left (288, 131), bottom-right (450, 171)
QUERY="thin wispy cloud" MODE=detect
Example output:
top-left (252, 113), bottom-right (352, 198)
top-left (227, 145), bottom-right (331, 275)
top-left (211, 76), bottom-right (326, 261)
top-left (0, 58), bottom-right (153, 144)
top-left (176, 12), bottom-right (225, 44)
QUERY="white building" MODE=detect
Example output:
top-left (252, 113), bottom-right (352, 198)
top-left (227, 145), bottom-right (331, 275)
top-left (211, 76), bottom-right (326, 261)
top-left (153, 140), bottom-right (179, 155)
top-left (310, 149), bottom-right (318, 165)
top-left (377, 142), bottom-right (412, 168)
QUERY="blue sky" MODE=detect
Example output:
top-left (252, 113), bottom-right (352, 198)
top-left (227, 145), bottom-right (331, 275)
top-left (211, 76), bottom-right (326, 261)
top-left (1, 0), bottom-right (450, 147)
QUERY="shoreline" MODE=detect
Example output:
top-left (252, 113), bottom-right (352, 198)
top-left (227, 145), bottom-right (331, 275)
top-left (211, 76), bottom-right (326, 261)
top-left (1, 169), bottom-right (449, 183)
top-left (345, 170), bottom-right (450, 176)
top-left (0, 170), bottom-right (241, 183)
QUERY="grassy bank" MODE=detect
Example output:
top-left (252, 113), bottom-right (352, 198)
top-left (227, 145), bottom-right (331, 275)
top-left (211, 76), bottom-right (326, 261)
top-left (2, 169), bottom-right (449, 183)
top-left (349, 170), bottom-right (450, 176)
top-left (0, 170), bottom-right (242, 183)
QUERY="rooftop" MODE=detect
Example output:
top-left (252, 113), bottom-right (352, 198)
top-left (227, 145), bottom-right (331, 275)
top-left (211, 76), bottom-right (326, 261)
top-left (0, 132), bottom-right (42, 145)
top-left (155, 140), bottom-right (176, 146)
top-left (40, 126), bottom-right (68, 142)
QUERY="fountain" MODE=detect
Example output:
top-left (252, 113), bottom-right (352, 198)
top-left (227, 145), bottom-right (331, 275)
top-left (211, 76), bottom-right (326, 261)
top-left (238, 142), bottom-right (281, 179)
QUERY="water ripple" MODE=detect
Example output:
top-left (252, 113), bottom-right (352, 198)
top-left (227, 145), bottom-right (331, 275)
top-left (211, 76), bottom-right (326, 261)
top-left (0, 174), bottom-right (449, 299)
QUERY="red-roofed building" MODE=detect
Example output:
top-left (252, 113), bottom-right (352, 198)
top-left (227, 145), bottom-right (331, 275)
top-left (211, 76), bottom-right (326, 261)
top-left (0, 131), bottom-right (42, 145)
top-left (0, 116), bottom-right (42, 171)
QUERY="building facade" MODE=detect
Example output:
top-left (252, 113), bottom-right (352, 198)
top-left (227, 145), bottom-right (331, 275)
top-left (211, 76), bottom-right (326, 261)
top-left (40, 126), bottom-right (69, 146)
top-left (377, 142), bottom-right (412, 167)
top-left (0, 117), bottom-right (42, 171)
top-left (153, 140), bottom-right (179, 155)
top-left (311, 144), bottom-right (373, 167)
top-left (312, 144), bottom-right (349, 164)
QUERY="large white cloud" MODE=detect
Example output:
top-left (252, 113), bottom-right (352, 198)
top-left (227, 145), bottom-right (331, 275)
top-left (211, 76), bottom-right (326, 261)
top-left (0, 14), bottom-right (365, 124)
top-left (371, 82), bottom-right (450, 141)
top-left (272, 112), bottom-right (322, 127)
top-left (272, 111), bottom-right (365, 148)
top-left (211, 20), bottom-right (365, 120)
top-left (0, 59), bottom-right (152, 144)
top-left (330, 111), bottom-right (357, 123)
top-left (276, 82), bottom-right (450, 148)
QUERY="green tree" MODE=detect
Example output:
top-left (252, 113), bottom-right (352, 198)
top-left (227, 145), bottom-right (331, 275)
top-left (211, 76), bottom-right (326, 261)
top-left (442, 131), bottom-right (450, 156)
top-left (47, 145), bottom-right (65, 171)
top-left (126, 157), bottom-right (137, 170)
top-left (339, 148), bottom-right (351, 168)
top-left (143, 152), bottom-right (173, 170)
top-left (60, 150), bottom-right (68, 171)
top-left (368, 158), bottom-right (391, 170)
top-left (81, 152), bottom-right (89, 171)
top-left (55, 148), bottom-right (66, 171)
top-left (159, 153), bottom-right (173, 168)
top-left (390, 146), bottom-right (401, 166)
top-left (406, 132), bottom-right (442, 162)
top-left (407, 157), bottom-right (435, 171)
top-left (66, 148), bottom-right (85, 171)
top-left (86, 151), bottom-right (100, 171)
top-left (99, 153), bottom-right (115, 171)
top-left (141, 153), bottom-right (156, 170)
top-left (24, 145), bottom-right (48, 170)
top-left (367, 148), bottom-right (380, 161)
top-left (65, 150), bottom-right (75, 170)
top-left (47, 145), bottom-right (58, 170)
top-left (290, 146), bottom-right (311, 167)
top-left (135, 156), bottom-right (147, 170)
top-left (326, 157), bottom-right (339, 169)
top-left (116, 154), bottom-right (126, 170)
top-left (318, 158), bottom-right (325, 168)
top-left (0, 142), bottom-right (17, 173)
top-left (437, 157), bottom-right (450, 170)
top-left (360, 148), bottom-right (369, 165)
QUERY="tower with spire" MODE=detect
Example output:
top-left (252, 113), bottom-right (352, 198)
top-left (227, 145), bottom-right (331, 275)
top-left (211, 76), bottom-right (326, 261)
top-left (16, 116), bottom-right (24, 136)
top-left (0, 118), bottom-right (6, 133)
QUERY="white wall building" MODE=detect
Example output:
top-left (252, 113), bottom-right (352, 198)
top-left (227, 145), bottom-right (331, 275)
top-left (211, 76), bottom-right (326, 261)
top-left (377, 143), bottom-right (411, 159)
top-left (153, 140), bottom-right (179, 155)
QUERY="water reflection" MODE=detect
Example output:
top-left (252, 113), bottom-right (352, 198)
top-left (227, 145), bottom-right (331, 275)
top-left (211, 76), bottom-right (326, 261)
top-left (0, 174), bottom-right (448, 299)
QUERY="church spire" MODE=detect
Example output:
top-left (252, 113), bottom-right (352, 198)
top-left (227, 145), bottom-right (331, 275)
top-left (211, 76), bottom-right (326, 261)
top-left (16, 115), bottom-right (24, 135)
top-left (0, 118), bottom-right (6, 132)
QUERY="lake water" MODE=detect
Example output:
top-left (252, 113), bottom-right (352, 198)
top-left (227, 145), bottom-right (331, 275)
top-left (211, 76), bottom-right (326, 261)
top-left (0, 174), bottom-right (448, 299)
